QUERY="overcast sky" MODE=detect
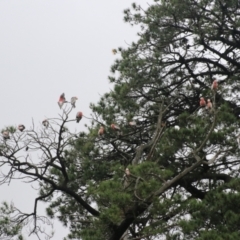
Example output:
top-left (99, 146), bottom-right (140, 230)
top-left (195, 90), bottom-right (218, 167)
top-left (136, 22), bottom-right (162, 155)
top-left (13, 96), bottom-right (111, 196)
top-left (0, 1), bottom-right (153, 239)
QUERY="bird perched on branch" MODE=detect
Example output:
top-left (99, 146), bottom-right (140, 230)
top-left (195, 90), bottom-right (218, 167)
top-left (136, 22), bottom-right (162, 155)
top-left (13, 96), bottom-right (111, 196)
top-left (207, 99), bottom-right (212, 110)
top-left (111, 123), bottom-right (122, 135)
top-left (76, 112), bottom-right (83, 123)
top-left (2, 131), bottom-right (10, 140)
top-left (111, 123), bottom-right (121, 131)
top-left (71, 97), bottom-right (78, 108)
top-left (58, 93), bottom-right (66, 109)
top-left (18, 124), bottom-right (25, 132)
top-left (125, 168), bottom-right (130, 176)
top-left (98, 126), bottom-right (105, 137)
top-left (129, 121), bottom-right (137, 127)
top-left (42, 119), bottom-right (49, 128)
top-left (199, 97), bottom-right (206, 107)
top-left (211, 79), bottom-right (218, 91)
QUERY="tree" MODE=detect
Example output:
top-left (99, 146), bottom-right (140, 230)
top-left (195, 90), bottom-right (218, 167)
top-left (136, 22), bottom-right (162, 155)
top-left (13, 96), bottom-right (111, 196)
top-left (0, 202), bottom-right (23, 240)
top-left (1, 0), bottom-right (240, 239)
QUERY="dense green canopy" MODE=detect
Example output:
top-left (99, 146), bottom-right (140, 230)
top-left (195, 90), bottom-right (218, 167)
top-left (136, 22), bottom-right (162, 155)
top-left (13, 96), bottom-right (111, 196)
top-left (1, 0), bottom-right (240, 239)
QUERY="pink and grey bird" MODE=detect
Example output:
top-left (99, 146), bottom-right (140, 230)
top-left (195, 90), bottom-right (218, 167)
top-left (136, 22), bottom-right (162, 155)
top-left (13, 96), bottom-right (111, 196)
top-left (18, 124), bottom-right (25, 132)
top-left (111, 123), bottom-right (121, 131)
top-left (42, 119), bottom-right (49, 128)
top-left (76, 112), bottom-right (83, 123)
top-left (58, 93), bottom-right (66, 109)
top-left (98, 126), bottom-right (105, 136)
top-left (125, 168), bottom-right (130, 176)
top-left (211, 79), bottom-right (218, 90)
top-left (199, 97), bottom-right (206, 107)
top-left (129, 121), bottom-right (137, 127)
top-left (2, 131), bottom-right (10, 140)
top-left (71, 97), bottom-right (78, 108)
top-left (207, 99), bottom-right (212, 109)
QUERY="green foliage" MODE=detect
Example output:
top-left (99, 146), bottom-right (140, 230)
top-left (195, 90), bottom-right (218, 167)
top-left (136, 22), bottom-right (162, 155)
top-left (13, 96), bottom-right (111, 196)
top-left (0, 202), bottom-right (24, 240)
top-left (180, 180), bottom-right (240, 239)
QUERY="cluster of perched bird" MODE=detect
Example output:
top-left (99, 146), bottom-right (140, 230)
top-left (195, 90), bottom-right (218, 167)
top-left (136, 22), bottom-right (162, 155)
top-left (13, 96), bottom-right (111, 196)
top-left (1, 91), bottom-right (137, 141)
top-left (1, 93), bottom-right (83, 140)
top-left (2, 124), bottom-right (25, 140)
top-left (199, 79), bottom-right (218, 109)
top-left (97, 121), bottom-right (137, 137)
top-left (0, 81), bottom-right (221, 180)
top-left (98, 80), bottom-right (219, 138)
top-left (1, 80), bottom-right (218, 142)
top-left (40, 94), bottom-right (84, 128)
top-left (57, 93), bottom-right (83, 122)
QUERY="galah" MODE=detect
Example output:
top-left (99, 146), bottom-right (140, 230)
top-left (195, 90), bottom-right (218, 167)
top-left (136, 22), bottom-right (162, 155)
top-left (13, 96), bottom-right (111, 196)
top-left (111, 123), bottom-right (121, 131)
top-left (207, 99), bottom-right (212, 109)
top-left (211, 79), bottom-right (218, 90)
top-left (125, 168), bottom-right (130, 176)
top-left (199, 97), bottom-right (206, 107)
top-left (2, 131), bottom-right (10, 140)
top-left (18, 124), bottom-right (25, 132)
top-left (98, 126), bottom-right (105, 136)
top-left (76, 112), bottom-right (83, 123)
top-left (129, 121), bottom-right (137, 127)
top-left (71, 97), bottom-right (78, 108)
top-left (42, 119), bottom-right (49, 128)
top-left (58, 93), bottom-right (66, 109)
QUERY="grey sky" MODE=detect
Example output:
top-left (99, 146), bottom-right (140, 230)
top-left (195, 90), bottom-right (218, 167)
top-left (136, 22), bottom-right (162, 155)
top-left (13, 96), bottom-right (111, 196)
top-left (0, 1), bottom-right (152, 239)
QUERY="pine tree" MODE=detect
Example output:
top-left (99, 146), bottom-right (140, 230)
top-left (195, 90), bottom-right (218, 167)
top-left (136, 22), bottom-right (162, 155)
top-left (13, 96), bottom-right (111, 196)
top-left (1, 0), bottom-right (240, 239)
